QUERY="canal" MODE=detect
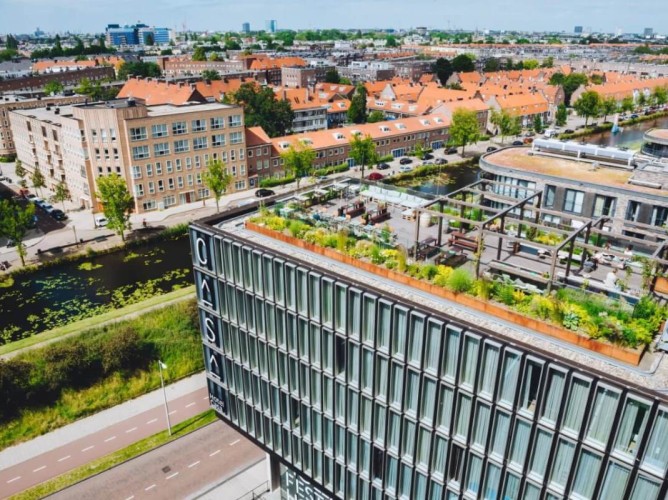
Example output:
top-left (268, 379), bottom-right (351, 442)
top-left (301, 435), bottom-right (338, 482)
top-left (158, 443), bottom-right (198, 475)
top-left (587, 115), bottom-right (668, 149)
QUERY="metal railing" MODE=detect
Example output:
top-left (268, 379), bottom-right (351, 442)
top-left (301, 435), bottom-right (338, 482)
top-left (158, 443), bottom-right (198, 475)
top-left (233, 481), bottom-right (270, 500)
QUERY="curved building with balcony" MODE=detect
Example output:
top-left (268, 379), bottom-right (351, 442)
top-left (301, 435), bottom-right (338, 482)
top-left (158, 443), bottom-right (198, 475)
top-left (641, 128), bottom-right (668, 159)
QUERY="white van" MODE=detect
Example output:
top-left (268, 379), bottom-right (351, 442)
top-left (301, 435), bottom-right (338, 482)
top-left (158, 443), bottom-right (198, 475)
top-left (543, 129), bottom-right (558, 138)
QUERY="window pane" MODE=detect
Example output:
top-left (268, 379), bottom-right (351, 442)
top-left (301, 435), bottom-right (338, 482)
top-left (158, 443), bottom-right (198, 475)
top-left (460, 335), bottom-right (480, 388)
top-left (431, 435), bottom-right (448, 479)
top-left (420, 378), bottom-right (437, 424)
top-left (549, 439), bottom-right (575, 491)
top-left (541, 369), bottom-right (565, 425)
top-left (390, 362), bottom-right (404, 408)
top-left (483, 462), bottom-right (501, 500)
top-left (571, 449), bottom-right (602, 500)
top-left (375, 356), bottom-right (388, 401)
top-left (472, 403), bottom-right (491, 448)
top-left (529, 429), bottom-right (552, 480)
top-left (562, 377), bottom-right (590, 434)
top-left (519, 360), bottom-right (542, 414)
top-left (642, 408), bottom-right (668, 474)
top-left (399, 462), bottom-right (413, 499)
top-left (407, 313), bottom-right (425, 368)
top-left (455, 394), bottom-right (472, 440)
top-left (388, 411), bottom-right (401, 453)
top-left (498, 351), bottom-right (520, 405)
top-left (503, 472), bottom-right (521, 500)
top-left (586, 386), bottom-right (620, 447)
top-left (630, 475), bottom-right (661, 500)
top-left (598, 462), bottom-right (630, 500)
top-left (402, 419), bottom-right (416, 461)
top-left (405, 370), bottom-right (420, 416)
top-left (392, 307), bottom-right (408, 359)
top-left (424, 320), bottom-right (442, 374)
top-left (442, 327), bottom-right (460, 381)
top-left (491, 411), bottom-right (511, 458)
top-left (465, 454), bottom-right (483, 495)
top-left (509, 419), bottom-right (531, 468)
top-left (377, 300), bottom-right (391, 352)
top-left (437, 385), bottom-right (454, 433)
top-left (614, 398), bottom-right (650, 457)
top-left (478, 343), bottom-right (499, 398)
top-left (416, 427), bottom-right (431, 467)
top-left (385, 455), bottom-right (398, 494)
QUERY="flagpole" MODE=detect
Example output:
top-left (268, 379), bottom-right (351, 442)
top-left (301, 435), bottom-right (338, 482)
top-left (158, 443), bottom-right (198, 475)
top-left (158, 360), bottom-right (172, 436)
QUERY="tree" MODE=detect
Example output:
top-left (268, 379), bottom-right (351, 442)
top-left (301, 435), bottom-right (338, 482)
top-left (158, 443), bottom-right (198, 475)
top-left (14, 159), bottom-right (26, 180)
top-left (589, 74), bottom-right (604, 85)
top-left (652, 86), bottom-right (668, 106)
top-left (281, 142), bottom-right (316, 189)
top-left (562, 73), bottom-right (589, 106)
top-left (5, 34), bottom-right (19, 50)
top-left (490, 109), bottom-right (514, 144)
top-left (96, 174), bottom-right (134, 242)
top-left (75, 78), bottom-right (119, 101)
top-left (349, 134), bottom-right (379, 182)
top-left (483, 58), bottom-right (500, 73)
top-left (31, 168), bottom-right (45, 196)
top-left (347, 84), bottom-right (367, 124)
top-left (432, 57), bottom-right (453, 86)
top-left (451, 54), bottom-right (475, 73)
top-left (160, 49), bottom-right (173, 56)
top-left (52, 180), bottom-right (71, 211)
top-left (340, 77), bottom-right (352, 85)
top-left (555, 104), bottom-right (568, 126)
top-left (549, 72), bottom-right (565, 86)
top-left (385, 35), bottom-right (398, 47)
top-left (324, 68), bottom-right (341, 84)
top-left (600, 97), bottom-right (618, 122)
top-left (117, 61), bottom-right (162, 80)
top-left (573, 90), bottom-right (602, 128)
top-left (533, 115), bottom-right (543, 133)
top-left (522, 59), bottom-right (539, 70)
top-left (44, 81), bottom-right (64, 96)
top-left (226, 83), bottom-right (294, 137)
top-left (0, 199), bottom-right (35, 266)
top-left (192, 46), bottom-right (207, 61)
top-left (202, 159), bottom-right (232, 213)
top-left (637, 92), bottom-right (648, 107)
top-left (145, 33), bottom-right (155, 46)
top-left (541, 56), bottom-right (554, 68)
top-left (201, 69), bottom-right (221, 81)
top-left (367, 110), bottom-right (385, 123)
top-left (449, 108), bottom-right (481, 156)
top-left (621, 96), bottom-right (635, 113)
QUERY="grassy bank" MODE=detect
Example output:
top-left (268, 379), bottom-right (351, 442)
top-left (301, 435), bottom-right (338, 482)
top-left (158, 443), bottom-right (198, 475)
top-left (0, 299), bottom-right (203, 449)
top-left (12, 410), bottom-right (217, 500)
top-left (0, 285), bottom-right (194, 357)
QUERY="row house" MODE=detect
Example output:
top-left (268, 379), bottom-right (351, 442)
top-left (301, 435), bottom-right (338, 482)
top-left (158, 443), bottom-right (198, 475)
top-left (117, 77), bottom-right (207, 106)
top-left (485, 93), bottom-right (551, 129)
top-left (571, 77), bottom-right (668, 105)
top-left (0, 66), bottom-right (116, 93)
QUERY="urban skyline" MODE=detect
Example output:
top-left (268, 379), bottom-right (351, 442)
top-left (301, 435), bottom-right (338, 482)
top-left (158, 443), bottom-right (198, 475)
top-left (0, 0), bottom-right (664, 35)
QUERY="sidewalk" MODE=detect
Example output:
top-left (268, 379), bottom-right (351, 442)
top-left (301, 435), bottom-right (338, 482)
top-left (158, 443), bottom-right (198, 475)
top-left (0, 372), bottom-right (207, 470)
top-left (192, 457), bottom-right (274, 500)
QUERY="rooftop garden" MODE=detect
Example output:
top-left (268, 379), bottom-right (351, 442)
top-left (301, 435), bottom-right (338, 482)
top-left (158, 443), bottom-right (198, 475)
top-left (248, 207), bottom-right (668, 352)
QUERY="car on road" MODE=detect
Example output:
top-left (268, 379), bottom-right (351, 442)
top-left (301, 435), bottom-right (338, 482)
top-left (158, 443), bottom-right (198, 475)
top-left (316, 176), bottom-right (328, 182)
top-left (486, 146), bottom-right (498, 152)
top-left (41, 203), bottom-right (54, 213)
top-left (630, 114), bottom-right (639, 119)
top-left (399, 157), bottom-right (413, 165)
top-left (94, 215), bottom-right (108, 227)
top-left (511, 140), bottom-right (524, 146)
top-left (377, 163), bottom-right (390, 170)
top-left (445, 147), bottom-right (458, 155)
top-left (399, 165), bottom-right (413, 173)
top-left (50, 209), bottom-right (67, 221)
top-left (255, 188), bottom-right (275, 198)
top-left (25, 193), bottom-right (36, 201)
top-left (367, 172), bottom-right (384, 181)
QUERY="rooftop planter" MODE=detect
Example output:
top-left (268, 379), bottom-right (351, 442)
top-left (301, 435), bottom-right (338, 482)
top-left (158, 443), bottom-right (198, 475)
top-left (246, 212), bottom-right (668, 366)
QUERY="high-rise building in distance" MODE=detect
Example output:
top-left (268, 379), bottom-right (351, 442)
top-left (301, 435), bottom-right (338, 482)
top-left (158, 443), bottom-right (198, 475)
top-left (265, 19), bottom-right (277, 33)
top-left (242, 22), bottom-right (251, 34)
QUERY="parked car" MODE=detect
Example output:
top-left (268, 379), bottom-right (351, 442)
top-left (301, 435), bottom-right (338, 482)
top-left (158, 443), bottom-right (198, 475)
top-left (511, 140), bottom-right (524, 146)
top-left (41, 203), bottom-right (54, 213)
top-left (25, 193), bottom-right (36, 201)
top-left (94, 215), bottom-right (108, 227)
top-left (422, 153), bottom-right (434, 160)
top-left (399, 157), bottom-right (413, 165)
top-left (486, 146), bottom-right (498, 152)
top-left (377, 163), bottom-right (390, 170)
top-left (50, 209), bottom-right (67, 221)
top-left (630, 114), bottom-right (639, 119)
top-left (367, 172), bottom-right (384, 181)
top-left (255, 188), bottom-right (275, 198)
top-left (445, 147), bottom-right (458, 155)
top-left (399, 165), bottom-right (413, 173)
top-left (435, 158), bottom-right (448, 165)
top-left (564, 129), bottom-right (575, 134)
top-left (316, 176), bottom-right (328, 182)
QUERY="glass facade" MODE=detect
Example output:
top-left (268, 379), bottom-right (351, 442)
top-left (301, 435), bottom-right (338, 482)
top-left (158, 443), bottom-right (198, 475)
top-left (191, 226), bottom-right (668, 500)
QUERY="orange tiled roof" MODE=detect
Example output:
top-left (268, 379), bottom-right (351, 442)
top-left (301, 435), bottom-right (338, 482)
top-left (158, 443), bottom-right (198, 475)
top-left (249, 57), bottom-right (306, 70)
top-left (246, 126), bottom-right (272, 147)
top-left (270, 114), bottom-right (450, 152)
top-left (487, 93), bottom-right (549, 116)
top-left (117, 78), bottom-right (205, 106)
top-left (195, 78), bottom-right (257, 100)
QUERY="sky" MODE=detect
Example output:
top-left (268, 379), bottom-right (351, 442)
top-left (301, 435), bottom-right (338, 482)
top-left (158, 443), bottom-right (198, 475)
top-left (0, 0), bottom-right (664, 35)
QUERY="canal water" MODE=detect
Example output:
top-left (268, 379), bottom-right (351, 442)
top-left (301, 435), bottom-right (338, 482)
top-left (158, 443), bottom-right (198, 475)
top-left (0, 236), bottom-right (192, 344)
top-left (587, 115), bottom-right (668, 149)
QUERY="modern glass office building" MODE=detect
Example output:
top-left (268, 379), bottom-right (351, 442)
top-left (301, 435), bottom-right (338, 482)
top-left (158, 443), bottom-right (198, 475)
top-left (190, 206), bottom-right (668, 500)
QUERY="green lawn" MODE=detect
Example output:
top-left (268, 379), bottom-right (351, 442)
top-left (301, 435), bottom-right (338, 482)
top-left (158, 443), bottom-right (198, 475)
top-left (0, 285), bottom-right (195, 357)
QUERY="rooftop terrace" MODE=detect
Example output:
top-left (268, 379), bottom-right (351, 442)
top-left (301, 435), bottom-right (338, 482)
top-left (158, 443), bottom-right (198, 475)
top-left (205, 177), bottom-right (668, 382)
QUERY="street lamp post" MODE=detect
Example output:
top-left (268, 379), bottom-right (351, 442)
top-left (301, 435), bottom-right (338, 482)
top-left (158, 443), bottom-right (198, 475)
top-left (158, 360), bottom-right (172, 436)
top-left (72, 225), bottom-right (78, 246)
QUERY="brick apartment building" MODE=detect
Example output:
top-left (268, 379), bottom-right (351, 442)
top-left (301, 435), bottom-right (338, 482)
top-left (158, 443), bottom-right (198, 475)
top-left (0, 67), bottom-right (116, 93)
top-left (9, 99), bottom-right (247, 213)
top-left (281, 65), bottom-right (335, 89)
top-left (0, 94), bottom-right (90, 158)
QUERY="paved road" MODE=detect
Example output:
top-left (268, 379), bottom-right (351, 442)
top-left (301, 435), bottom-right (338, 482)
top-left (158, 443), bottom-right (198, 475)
top-left (0, 387), bottom-right (210, 498)
top-left (49, 420), bottom-right (264, 500)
